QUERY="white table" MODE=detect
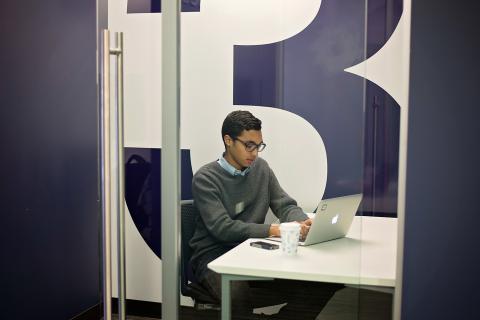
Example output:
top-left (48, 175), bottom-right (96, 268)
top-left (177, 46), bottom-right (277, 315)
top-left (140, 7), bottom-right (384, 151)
top-left (208, 216), bottom-right (397, 319)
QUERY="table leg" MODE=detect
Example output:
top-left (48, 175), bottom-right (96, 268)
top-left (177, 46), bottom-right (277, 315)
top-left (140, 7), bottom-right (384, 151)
top-left (219, 274), bottom-right (273, 320)
top-left (221, 275), bottom-right (231, 320)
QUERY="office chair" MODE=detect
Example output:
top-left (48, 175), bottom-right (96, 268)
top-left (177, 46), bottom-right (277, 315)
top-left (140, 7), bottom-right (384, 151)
top-left (180, 200), bottom-right (220, 311)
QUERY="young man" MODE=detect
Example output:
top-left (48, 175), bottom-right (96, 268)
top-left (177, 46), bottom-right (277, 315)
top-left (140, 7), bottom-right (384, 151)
top-left (189, 110), bottom-right (338, 318)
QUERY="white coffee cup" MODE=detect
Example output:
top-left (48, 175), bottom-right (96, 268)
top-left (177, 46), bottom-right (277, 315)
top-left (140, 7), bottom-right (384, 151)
top-left (279, 222), bottom-right (301, 256)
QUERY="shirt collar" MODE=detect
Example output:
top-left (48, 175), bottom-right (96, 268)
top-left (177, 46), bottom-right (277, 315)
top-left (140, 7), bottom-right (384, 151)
top-left (217, 154), bottom-right (251, 176)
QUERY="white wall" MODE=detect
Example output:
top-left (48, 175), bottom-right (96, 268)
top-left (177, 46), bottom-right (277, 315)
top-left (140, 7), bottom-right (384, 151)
top-left (107, 0), bottom-right (410, 304)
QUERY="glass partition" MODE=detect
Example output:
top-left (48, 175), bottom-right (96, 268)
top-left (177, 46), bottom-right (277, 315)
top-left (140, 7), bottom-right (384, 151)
top-left (183, 1), bottom-right (366, 319)
top-left (107, 0), bottom-right (170, 318)
top-left (102, 0), bottom-right (405, 319)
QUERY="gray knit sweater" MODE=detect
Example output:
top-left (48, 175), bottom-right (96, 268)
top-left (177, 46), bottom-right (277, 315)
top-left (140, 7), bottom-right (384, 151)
top-left (189, 157), bottom-right (308, 267)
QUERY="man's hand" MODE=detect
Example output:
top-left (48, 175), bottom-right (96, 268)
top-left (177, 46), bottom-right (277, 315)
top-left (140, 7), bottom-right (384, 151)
top-left (302, 218), bottom-right (313, 226)
top-left (269, 224), bottom-right (281, 237)
top-left (297, 219), bottom-right (312, 240)
top-left (270, 219), bottom-right (312, 239)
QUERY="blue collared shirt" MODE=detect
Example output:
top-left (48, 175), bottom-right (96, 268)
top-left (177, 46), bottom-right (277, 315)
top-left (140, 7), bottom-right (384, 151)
top-left (217, 155), bottom-right (251, 176)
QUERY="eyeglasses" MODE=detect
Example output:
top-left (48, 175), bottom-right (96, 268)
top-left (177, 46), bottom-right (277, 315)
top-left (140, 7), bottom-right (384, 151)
top-left (234, 138), bottom-right (266, 152)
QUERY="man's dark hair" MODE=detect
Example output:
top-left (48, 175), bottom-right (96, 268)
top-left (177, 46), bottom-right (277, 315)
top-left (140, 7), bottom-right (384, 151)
top-left (221, 110), bottom-right (262, 146)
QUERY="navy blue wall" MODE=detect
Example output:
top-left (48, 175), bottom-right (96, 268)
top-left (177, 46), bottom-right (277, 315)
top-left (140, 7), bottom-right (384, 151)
top-left (234, 0), bottom-right (367, 199)
top-left (402, 0), bottom-right (480, 319)
top-left (0, 1), bottom-right (100, 318)
top-left (233, 0), bottom-right (403, 216)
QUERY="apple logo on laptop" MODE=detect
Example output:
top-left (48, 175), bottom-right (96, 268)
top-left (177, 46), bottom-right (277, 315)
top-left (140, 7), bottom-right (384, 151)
top-left (331, 214), bottom-right (339, 224)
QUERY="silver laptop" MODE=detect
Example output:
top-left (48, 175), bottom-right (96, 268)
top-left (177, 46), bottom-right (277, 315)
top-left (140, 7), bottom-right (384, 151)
top-left (268, 194), bottom-right (363, 246)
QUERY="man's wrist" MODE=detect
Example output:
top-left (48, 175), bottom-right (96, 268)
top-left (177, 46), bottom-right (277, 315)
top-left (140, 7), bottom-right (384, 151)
top-left (269, 224), bottom-right (280, 237)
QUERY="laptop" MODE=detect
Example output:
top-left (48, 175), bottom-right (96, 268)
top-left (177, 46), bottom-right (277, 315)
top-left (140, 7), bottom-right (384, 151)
top-left (267, 194), bottom-right (363, 246)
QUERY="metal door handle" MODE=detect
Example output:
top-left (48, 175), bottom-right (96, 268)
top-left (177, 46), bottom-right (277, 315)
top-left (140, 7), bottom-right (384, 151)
top-left (100, 29), bottom-right (126, 320)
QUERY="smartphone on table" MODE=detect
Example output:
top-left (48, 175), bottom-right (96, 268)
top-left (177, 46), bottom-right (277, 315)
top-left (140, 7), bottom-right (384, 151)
top-left (250, 241), bottom-right (279, 250)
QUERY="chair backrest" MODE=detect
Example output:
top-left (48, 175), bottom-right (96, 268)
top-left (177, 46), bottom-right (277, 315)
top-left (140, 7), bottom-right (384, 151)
top-left (180, 200), bottom-right (221, 305)
top-left (180, 200), bottom-right (198, 296)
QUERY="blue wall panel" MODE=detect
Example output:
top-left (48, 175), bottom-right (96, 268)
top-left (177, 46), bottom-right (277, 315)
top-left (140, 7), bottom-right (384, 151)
top-left (402, 0), bottom-right (480, 318)
top-left (0, 1), bottom-right (100, 318)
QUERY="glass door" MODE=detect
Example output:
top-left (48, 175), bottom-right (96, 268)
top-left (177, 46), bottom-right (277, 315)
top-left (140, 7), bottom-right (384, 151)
top-left (101, 1), bottom-right (194, 319)
top-left (99, 0), bottom-right (409, 319)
